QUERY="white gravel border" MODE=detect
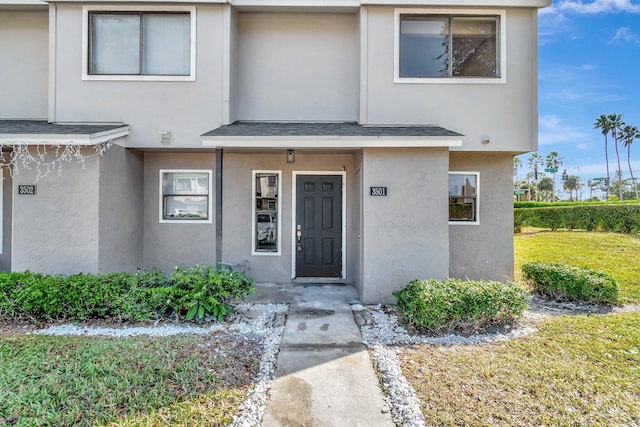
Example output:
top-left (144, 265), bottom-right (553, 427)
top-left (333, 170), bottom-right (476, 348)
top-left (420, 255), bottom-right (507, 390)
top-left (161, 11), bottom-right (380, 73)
top-left (352, 304), bottom-right (536, 426)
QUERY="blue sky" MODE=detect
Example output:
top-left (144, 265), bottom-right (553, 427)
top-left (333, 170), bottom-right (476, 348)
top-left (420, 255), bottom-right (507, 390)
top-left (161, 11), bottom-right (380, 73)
top-left (519, 0), bottom-right (640, 184)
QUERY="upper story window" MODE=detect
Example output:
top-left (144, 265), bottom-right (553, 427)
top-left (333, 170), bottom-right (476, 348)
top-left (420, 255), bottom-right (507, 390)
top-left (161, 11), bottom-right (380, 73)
top-left (449, 172), bottom-right (479, 225)
top-left (82, 5), bottom-right (196, 81)
top-left (395, 9), bottom-right (506, 84)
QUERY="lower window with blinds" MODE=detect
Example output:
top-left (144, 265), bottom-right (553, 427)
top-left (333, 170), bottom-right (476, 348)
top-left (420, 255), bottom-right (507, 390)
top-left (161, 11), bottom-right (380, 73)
top-left (160, 170), bottom-right (212, 223)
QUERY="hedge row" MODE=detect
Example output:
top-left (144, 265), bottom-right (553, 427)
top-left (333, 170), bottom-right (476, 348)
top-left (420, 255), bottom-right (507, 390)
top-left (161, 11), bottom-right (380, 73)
top-left (521, 262), bottom-right (618, 304)
top-left (0, 264), bottom-right (255, 323)
top-left (514, 200), bottom-right (639, 209)
top-left (514, 204), bottom-right (640, 233)
top-left (393, 278), bottom-right (529, 333)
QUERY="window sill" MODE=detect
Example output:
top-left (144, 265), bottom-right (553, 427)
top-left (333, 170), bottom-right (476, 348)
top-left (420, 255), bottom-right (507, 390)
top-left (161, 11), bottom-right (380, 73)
top-left (251, 251), bottom-right (282, 257)
top-left (82, 74), bottom-right (195, 82)
top-left (160, 219), bottom-right (212, 224)
top-left (449, 221), bottom-right (480, 226)
top-left (394, 76), bottom-right (506, 85)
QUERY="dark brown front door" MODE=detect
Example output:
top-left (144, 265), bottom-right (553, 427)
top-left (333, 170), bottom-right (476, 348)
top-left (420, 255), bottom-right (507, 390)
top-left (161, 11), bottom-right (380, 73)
top-left (295, 175), bottom-right (342, 277)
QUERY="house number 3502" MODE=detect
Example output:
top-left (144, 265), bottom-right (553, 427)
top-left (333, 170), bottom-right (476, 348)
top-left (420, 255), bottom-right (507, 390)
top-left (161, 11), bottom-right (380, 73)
top-left (18, 185), bottom-right (37, 195)
top-left (370, 186), bottom-right (388, 197)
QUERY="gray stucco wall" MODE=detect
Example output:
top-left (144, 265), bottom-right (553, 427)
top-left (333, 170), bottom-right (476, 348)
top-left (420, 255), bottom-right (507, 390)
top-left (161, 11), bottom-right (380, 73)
top-left (236, 12), bottom-right (358, 121)
top-left (12, 148), bottom-right (100, 274)
top-left (98, 145), bottom-right (143, 273)
top-left (142, 152), bottom-right (216, 271)
top-left (52, 4), bottom-right (225, 147)
top-left (448, 152), bottom-right (514, 281)
top-left (0, 10), bottom-right (48, 119)
top-left (222, 153), bottom-right (355, 283)
top-left (359, 148), bottom-right (449, 303)
top-left (363, 7), bottom-right (538, 153)
top-left (0, 170), bottom-right (12, 271)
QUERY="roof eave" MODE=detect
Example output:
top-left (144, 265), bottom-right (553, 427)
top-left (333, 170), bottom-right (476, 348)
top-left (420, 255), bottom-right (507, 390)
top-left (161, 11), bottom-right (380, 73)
top-left (0, 126), bottom-right (130, 146)
top-left (201, 135), bottom-right (464, 149)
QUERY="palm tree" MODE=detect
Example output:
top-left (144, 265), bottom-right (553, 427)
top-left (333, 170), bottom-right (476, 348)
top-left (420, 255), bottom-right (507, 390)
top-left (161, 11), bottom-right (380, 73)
top-left (545, 151), bottom-right (563, 199)
top-left (619, 124), bottom-right (640, 199)
top-left (608, 113), bottom-right (624, 199)
top-left (593, 114), bottom-right (612, 199)
top-left (538, 176), bottom-right (554, 201)
top-left (525, 171), bottom-right (535, 200)
top-left (527, 152), bottom-right (543, 201)
top-left (563, 175), bottom-right (580, 201)
top-left (513, 156), bottom-right (522, 180)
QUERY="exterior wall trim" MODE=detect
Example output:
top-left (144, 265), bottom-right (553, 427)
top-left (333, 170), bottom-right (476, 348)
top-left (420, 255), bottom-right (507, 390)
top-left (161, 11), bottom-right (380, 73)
top-left (29, 0), bottom-right (551, 5)
top-left (365, 0), bottom-right (549, 6)
top-left (291, 170), bottom-right (347, 280)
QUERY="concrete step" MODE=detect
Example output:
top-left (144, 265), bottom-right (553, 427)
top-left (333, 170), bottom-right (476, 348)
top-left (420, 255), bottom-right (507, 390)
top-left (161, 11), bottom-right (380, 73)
top-left (281, 303), bottom-right (362, 348)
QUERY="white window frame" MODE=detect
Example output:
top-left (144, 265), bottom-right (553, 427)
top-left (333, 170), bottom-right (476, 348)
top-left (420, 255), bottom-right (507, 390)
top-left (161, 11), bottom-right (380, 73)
top-left (448, 171), bottom-right (480, 225)
top-left (252, 170), bottom-right (282, 256)
top-left (159, 169), bottom-right (212, 224)
top-left (82, 5), bottom-right (196, 82)
top-left (394, 8), bottom-right (506, 84)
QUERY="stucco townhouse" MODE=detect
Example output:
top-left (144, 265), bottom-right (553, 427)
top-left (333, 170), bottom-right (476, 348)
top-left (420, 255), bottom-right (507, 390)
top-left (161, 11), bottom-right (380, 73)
top-left (0, 0), bottom-right (550, 302)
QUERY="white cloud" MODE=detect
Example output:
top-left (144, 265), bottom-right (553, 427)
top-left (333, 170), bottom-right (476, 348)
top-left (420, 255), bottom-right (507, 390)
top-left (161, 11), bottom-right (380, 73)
top-left (540, 88), bottom-right (625, 103)
top-left (538, 115), bottom-right (593, 145)
top-left (608, 27), bottom-right (640, 44)
top-left (541, 0), bottom-right (640, 16)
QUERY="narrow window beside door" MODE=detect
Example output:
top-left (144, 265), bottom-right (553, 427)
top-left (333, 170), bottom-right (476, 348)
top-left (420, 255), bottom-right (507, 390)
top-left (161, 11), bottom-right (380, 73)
top-left (253, 171), bottom-right (281, 255)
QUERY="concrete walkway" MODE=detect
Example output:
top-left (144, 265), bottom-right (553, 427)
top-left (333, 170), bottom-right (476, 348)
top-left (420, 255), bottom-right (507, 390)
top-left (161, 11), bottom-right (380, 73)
top-left (247, 284), bottom-right (394, 427)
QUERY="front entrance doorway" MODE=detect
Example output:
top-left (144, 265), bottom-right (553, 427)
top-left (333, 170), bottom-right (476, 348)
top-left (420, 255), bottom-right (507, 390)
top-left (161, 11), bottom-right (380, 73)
top-left (294, 173), bottom-right (343, 277)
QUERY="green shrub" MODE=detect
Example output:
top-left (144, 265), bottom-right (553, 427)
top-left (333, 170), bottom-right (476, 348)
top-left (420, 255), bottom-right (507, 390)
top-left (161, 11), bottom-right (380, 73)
top-left (0, 264), bottom-right (254, 323)
top-left (521, 262), bottom-right (618, 304)
top-left (514, 203), bottom-right (640, 233)
top-left (393, 278), bottom-right (529, 333)
top-left (157, 264), bottom-right (256, 322)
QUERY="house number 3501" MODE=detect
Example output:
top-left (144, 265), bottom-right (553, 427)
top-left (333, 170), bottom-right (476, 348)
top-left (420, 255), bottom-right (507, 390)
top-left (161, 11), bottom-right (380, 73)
top-left (370, 186), bottom-right (388, 196)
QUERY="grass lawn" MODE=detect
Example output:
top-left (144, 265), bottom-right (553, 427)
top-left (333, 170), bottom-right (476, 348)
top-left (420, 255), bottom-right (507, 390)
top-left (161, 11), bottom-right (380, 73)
top-left (402, 313), bottom-right (640, 426)
top-left (0, 332), bottom-right (260, 426)
top-left (399, 229), bottom-right (640, 426)
top-left (514, 229), bottom-right (640, 303)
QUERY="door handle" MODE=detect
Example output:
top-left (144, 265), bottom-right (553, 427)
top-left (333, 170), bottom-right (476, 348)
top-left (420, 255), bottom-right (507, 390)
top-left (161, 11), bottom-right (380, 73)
top-left (296, 226), bottom-right (303, 251)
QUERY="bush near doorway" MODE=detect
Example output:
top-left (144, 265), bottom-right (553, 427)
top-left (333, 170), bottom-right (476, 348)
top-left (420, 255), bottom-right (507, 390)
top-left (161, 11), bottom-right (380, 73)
top-left (393, 278), bottom-right (529, 334)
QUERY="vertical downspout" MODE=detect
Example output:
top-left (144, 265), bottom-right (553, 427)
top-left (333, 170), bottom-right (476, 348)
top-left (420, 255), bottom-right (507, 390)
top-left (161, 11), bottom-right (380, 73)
top-left (215, 149), bottom-right (223, 264)
top-left (48, 3), bottom-right (57, 122)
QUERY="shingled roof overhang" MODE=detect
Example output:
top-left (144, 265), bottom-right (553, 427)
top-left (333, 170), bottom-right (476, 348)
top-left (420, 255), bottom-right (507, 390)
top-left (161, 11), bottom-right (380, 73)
top-left (0, 120), bottom-right (130, 145)
top-left (202, 121), bottom-right (464, 149)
